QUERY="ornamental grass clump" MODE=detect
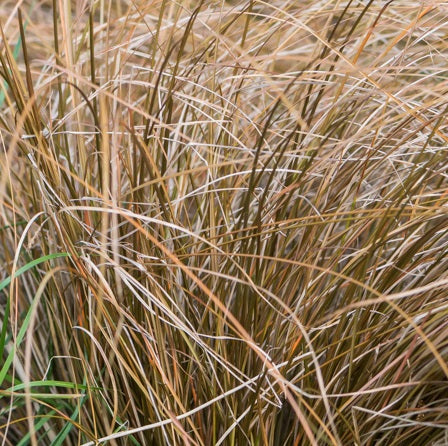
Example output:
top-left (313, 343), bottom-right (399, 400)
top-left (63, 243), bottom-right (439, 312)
top-left (0, 1), bottom-right (447, 445)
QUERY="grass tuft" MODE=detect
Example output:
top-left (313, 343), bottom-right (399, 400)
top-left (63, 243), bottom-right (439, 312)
top-left (0, 1), bottom-right (447, 445)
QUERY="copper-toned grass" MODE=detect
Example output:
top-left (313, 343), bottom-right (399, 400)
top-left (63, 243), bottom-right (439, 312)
top-left (0, 1), bottom-right (447, 445)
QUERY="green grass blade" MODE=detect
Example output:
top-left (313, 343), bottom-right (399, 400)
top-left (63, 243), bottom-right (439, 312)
top-left (0, 253), bottom-right (70, 386)
top-left (16, 411), bottom-right (57, 446)
top-left (50, 395), bottom-right (87, 446)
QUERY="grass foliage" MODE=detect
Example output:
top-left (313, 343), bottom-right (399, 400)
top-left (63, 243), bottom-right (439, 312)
top-left (0, 1), bottom-right (448, 444)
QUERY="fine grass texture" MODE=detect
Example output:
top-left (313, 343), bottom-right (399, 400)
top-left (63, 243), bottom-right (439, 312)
top-left (0, 1), bottom-right (447, 445)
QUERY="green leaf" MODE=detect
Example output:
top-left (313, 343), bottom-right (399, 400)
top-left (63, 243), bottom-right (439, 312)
top-left (3, 379), bottom-right (101, 394)
top-left (17, 411), bottom-right (57, 446)
top-left (0, 252), bottom-right (70, 293)
top-left (50, 395), bottom-right (87, 446)
top-left (0, 253), bottom-right (70, 387)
